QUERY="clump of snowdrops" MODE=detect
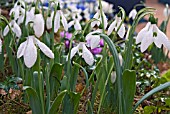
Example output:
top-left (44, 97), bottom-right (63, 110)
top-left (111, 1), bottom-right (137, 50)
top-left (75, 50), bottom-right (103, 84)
top-left (0, 0), bottom-right (170, 114)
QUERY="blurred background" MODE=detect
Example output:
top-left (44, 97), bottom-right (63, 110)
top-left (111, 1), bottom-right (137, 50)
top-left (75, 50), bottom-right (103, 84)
top-left (0, 0), bottom-right (170, 36)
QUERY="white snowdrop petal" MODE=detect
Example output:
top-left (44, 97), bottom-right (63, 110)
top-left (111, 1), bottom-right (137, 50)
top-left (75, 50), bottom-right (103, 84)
top-left (61, 13), bottom-right (68, 31)
top-left (25, 7), bottom-right (35, 25)
top-left (82, 45), bottom-right (94, 66)
top-left (24, 36), bottom-right (37, 68)
top-left (68, 21), bottom-right (74, 28)
top-left (140, 33), bottom-right (154, 52)
top-left (33, 14), bottom-right (44, 37)
top-left (102, 11), bottom-right (108, 29)
top-left (91, 12), bottom-right (99, 28)
top-left (136, 22), bottom-right (151, 44)
top-left (13, 22), bottom-right (22, 37)
top-left (54, 11), bottom-right (60, 33)
top-left (70, 45), bottom-right (79, 60)
top-left (129, 9), bottom-right (137, 20)
top-left (46, 12), bottom-right (54, 30)
top-left (17, 41), bottom-right (27, 58)
top-left (90, 35), bottom-right (100, 49)
top-left (107, 20), bottom-right (116, 35)
top-left (3, 25), bottom-right (10, 36)
top-left (74, 19), bottom-right (82, 31)
top-left (36, 39), bottom-right (54, 58)
top-left (118, 24), bottom-right (126, 38)
top-left (154, 25), bottom-right (168, 48)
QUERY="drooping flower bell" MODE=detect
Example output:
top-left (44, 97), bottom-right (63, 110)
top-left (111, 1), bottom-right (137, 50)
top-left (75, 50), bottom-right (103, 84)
top-left (86, 30), bottom-right (101, 49)
top-left (136, 15), bottom-right (170, 52)
top-left (3, 20), bottom-right (22, 38)
top-left (91, 8), bottom-right (108, 29)
top-left (17, 36), bottom-right (54, 68)
top-left (69, 42), bottom-right (94, 66)
top-left (9, 0), bottom-right (25, 21)
top-left (107, 15), bottom-right (125, 38)
top-left (54, 4), bottom-right (68, 33)
top-left (129, 9), bottom-right (137, 20)
top-left (25, 7), bottom-right (35, 25)
top-left (46, 11), bottom-right (54, 30)
top-left (68, 17), bottom-right (82, 31)
top-left (33, 9), bottom-right (45, 37)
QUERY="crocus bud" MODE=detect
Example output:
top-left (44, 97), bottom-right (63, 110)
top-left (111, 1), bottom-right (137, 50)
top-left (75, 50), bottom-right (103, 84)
top-left (91, 47), bottom-right (102, 55)
top-left (65, 40), bottom-right (70, 48)
top-left (60, 31), bottom-right (65, 38)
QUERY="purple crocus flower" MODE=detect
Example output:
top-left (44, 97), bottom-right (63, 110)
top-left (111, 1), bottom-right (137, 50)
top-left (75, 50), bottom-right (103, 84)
top-left (65, 32), bottom-right (72, 39)
top-left (91, 47), bottom-right (102, 55)
top-left (99, 39), bottom-right (104, 47)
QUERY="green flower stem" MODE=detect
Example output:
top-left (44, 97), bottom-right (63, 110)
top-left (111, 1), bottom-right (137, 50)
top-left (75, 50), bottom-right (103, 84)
top-left (45, 64), bottom-right (51, 114)
top-left (98, 0), bottom-right (105, 33)
top-left (123, 8), bottom-right (155, 70)
top-left (37, 49), bottom-right (45, 114)
top-left (97, 60), bottom-right (114, 114)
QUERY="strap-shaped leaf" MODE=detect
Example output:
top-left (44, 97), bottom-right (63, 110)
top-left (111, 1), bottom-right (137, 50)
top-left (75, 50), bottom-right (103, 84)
top-left (132, 82), bottom-right (170, 113)
top-left (122, 70), bottom-right (136, 114)
top-left (23, 86), bottom-right (42, 114)
top-left (48, 90), bottom-right (67, 114)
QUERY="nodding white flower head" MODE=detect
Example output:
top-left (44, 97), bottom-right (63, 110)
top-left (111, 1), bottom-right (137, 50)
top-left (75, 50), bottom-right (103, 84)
top-left (163, 4), bottom-right (170, 18)
top-left (86, 30), bottom-right (102, 49)
top-left (33, 13), bottom-right (45, 37)
top-left (136, 16), bottom-right (170, 52)
top-left (68, 18), bottom-right (82, 31)
top-left (10, 0), bottom-right (25, 21)
top-left (3, 20), bottom-right (22, 37)
top-left (54, 4), bottom-right (68, 33)
top-left (91, 10), bottom-right (108, 29)
top-left (107, 15), bottom-right (125, 38)
top-left (25, 7), bottom-right (35, 25)
top-left (46, 11), bottom-right (54, 30)
top-left (17, 36), bottom-right (54, 68)
top-left (0, 39), bottom-right (2, 54)
top-left (129, 9), bottom-right (137, 20)
top-left (100, 1), bottom-right (114, 14)
top-left (69, 42), bottom-right (94, 66)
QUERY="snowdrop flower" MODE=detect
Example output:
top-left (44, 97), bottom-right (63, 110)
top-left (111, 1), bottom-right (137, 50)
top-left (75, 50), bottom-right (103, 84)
top-left (91, 10), bottom-right (108, 29)
top-left (136, 22), bottom-right (170, 52)
top-left (68, 19), bottom-right (82, 31)
top-left (54, 5), bottom-right (68, 33)
top-left (17, 36), bottom-right (54, 68)
top-left (107, 16), bottom-right (125, 38)
top-left (69, 42), bottom-right (94, 66)
top-left (101, 1), bottom-right (113, 14)
top-left (46, 11), bottom-right (54, 30)
top-left (86, 30), bottom-right (101, 49)
top-left (25, 7), bottom-right (35, 25)
top-left (10, 0), bottom-right (25, 21)
top-left (3, 20), bottom-right (21, 37)
top-left (33, 13), bottom-right (45, 37)
top-left (0, 39), bottom-right (2, 53)
top-left (129, 9), bottom-right (137, 20)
